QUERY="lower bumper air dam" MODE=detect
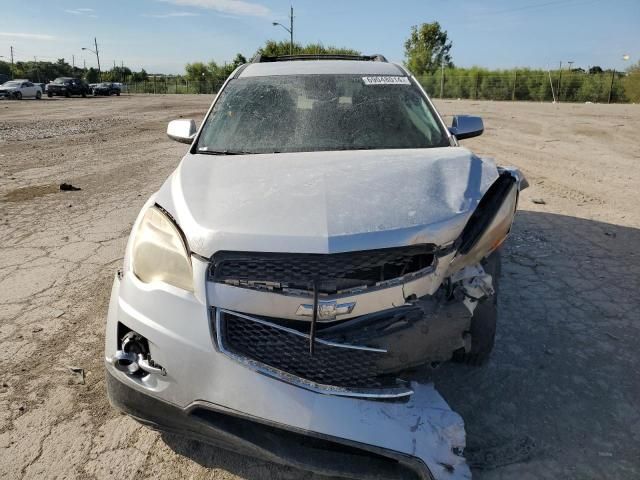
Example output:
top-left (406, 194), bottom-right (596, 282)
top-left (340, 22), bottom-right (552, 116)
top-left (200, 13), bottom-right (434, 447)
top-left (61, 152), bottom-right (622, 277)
top-left (106, 371), bottom-right (433, 479)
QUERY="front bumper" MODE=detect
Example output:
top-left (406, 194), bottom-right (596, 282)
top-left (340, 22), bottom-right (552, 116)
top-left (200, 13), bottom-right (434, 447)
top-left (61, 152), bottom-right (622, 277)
top-left (105, 265), bottom-right (471, 479)
top-left (108, 370), bottom-right (439, 479)
top-left (46, 87), bottom-right (66, 95)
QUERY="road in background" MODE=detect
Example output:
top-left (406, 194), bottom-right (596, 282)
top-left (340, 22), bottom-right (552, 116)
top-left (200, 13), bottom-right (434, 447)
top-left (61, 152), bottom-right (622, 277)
top-left (0, 96), bottom-right (638, 479)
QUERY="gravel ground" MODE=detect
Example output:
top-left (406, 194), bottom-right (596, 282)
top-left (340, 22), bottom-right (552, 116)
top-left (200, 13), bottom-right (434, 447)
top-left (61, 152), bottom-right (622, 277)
top-left (0, 95), bottom-right (639, 479)
top-left (0, 117), bottom-right (131, 142)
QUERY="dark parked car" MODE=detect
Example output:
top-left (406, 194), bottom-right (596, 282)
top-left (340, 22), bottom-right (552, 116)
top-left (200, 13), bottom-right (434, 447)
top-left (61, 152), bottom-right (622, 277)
top-left (46, 77), bottom-right (90, 97)
top-left (92, 82), bottom-right (121, 96)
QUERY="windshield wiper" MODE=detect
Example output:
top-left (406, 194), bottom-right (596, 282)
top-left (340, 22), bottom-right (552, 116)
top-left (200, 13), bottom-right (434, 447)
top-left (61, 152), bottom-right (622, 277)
top-left (197, 148), bottom-right (253, 155)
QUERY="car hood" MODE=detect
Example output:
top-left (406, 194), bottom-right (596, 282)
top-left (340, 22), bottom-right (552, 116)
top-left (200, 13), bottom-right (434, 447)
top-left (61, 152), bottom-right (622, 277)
top-left (155, 147), bottom-right (499, 257)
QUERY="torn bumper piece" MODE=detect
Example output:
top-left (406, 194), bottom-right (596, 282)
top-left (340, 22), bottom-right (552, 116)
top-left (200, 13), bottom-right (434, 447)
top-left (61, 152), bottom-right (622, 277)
top-left (107, 370), bottom-right (470, 479)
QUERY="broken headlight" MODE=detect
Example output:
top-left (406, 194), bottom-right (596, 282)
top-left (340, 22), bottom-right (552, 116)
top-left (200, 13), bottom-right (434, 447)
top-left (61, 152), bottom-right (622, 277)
top-left (449, 175), bottom-right (518, 272)
top-left (131, 206), bottom-right (193, 292)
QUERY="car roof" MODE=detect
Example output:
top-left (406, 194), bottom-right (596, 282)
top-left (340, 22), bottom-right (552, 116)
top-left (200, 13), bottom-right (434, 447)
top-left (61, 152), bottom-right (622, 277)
top-left (238, 60), bottom-right (407, 78)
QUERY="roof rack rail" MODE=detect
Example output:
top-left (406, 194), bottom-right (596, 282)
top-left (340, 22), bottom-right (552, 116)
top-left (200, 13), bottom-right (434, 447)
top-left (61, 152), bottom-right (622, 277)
top-left (251, 53), bottom-right (388, 63)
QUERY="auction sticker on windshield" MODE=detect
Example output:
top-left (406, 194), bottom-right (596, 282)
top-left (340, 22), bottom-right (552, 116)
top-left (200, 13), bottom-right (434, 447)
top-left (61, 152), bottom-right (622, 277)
top-left (362, 76), bottom-right (411, 85)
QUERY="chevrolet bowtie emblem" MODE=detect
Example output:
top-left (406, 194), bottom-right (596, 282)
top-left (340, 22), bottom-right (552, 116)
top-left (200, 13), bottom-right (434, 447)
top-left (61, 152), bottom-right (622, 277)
top-left (296, 300), bottom-right (356, 320)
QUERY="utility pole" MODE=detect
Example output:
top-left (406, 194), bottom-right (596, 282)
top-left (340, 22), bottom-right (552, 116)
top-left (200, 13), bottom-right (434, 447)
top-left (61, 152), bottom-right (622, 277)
top-left (608, 69), bottom-right (616, 104)
top-left (72, 54), bottom-right (75, 70)
top-left (557, 61), bottom-right (562, 102)
top-left (82, 38), bottom-right (101, 80)
top-left (272, 6), bottom-right (294, 55)
top-left (289, 5), bottom-right (294, 55)
top-left (440, 58), bottom-right (445, 99)
top-left (95, 37), bottom-right (101, 74)
top-left (10, 46), bottom-right (14, 79)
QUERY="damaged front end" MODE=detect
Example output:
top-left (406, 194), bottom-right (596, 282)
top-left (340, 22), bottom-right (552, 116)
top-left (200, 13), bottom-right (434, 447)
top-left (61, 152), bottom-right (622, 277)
top-left (207, 169), bottom-right (522, 399)
top-left (105, 163), bottom-right (525, 480)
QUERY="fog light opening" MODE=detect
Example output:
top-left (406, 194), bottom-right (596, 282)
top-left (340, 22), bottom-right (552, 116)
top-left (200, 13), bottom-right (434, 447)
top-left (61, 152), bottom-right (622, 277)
top-left (113, 327), bottom-right (166, 376)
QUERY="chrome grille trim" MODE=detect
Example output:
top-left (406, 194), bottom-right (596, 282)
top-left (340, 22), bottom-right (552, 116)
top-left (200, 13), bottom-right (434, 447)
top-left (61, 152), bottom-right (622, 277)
top-left (214, 308), bottom-right (413, 399)
top-left (220, 308), bottom-right (387, 353)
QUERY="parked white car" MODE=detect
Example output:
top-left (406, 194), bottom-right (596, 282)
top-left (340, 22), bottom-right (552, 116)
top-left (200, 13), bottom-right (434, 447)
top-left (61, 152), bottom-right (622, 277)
top-left (0, 80), bottom-right (42, 99)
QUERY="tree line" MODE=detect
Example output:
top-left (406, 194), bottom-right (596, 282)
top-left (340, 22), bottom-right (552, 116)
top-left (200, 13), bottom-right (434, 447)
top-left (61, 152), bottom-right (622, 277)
top-left (0, 58), bottom-right (150, 84)
top-left (183, 41), bottom-right (359, 86)
top-left (417, 66), bottom-right (637, 103)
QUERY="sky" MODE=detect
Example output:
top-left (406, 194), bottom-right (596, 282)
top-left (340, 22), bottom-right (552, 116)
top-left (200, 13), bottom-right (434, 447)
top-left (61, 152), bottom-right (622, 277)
top-left (0, 0), bottom-right (638, 74)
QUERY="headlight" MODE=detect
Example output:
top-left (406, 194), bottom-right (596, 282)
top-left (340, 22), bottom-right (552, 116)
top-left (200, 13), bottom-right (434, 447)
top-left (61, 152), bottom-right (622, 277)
top-left (131, 206), bottom-right (193, 291)
top-left (449, 178), bottom-right (518, 272)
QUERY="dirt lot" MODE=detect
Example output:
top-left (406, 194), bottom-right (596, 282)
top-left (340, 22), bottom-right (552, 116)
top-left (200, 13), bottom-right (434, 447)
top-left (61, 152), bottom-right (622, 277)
top-left (0, 95), bottom-right (638, 479)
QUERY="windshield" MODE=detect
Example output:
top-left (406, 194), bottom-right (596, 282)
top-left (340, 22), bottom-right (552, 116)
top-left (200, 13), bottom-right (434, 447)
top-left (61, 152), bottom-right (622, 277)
top-left (53, 78), bottom-right (71, 85)
top-left (196, 74), bottom-right (449, 154)
top-left (2, 81), bottom-right (21, 87)
top-left (98, 83), bottom-right (110, 87)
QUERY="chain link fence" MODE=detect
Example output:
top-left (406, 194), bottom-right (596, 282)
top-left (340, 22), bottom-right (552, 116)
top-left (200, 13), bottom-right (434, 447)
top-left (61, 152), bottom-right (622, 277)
top-left (120, 71), bottom-right (637, 103)
top-left (123, 79), bottom-right (226, 95)
top-left (416, 70), bottom-right (631, 103)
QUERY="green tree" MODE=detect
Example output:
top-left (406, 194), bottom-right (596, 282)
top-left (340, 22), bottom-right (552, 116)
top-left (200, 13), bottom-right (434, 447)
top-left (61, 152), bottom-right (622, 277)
top-left (11, 59), bottom-right (73, 82)
top-left (85, 68), bottom-right (100, 83)
top-left (404, 22), bottom-right (453, 75)
top-left (130, 69), bottom-right (148, 82)
top-left (231, 53), bottom-right (247, 68)
top-left (185, 62), bottom-right (211, 81)
top-left (256, 40), bottom-right (359, 58)
top-left (0, 60), bottom-right (12, 77)
top-left (622, 61), bottom-right (640, 103)
top-left (104, 66), bottom-right (132, 82)
top-left (185, 54), bottom-right (251, 87)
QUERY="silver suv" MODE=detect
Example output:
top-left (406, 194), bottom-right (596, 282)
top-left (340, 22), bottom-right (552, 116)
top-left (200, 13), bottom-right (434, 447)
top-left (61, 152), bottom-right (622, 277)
top-left (105, 54), bottom-right (526, 480)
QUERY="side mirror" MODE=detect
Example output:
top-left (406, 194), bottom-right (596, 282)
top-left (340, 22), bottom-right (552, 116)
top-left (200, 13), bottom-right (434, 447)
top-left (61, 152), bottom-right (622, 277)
top-left (167, 119), bottom-right (197, 144)
top-left (449, 115), bottom-right (484, 140)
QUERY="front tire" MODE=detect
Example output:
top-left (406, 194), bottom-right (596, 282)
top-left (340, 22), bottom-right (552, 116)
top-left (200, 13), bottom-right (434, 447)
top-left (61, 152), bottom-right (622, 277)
top-left (47, 92), bottom-right (53, 98)
top-left (453, 251), bottom-right (501, 366)
top-left (65, 91), bottom-right (70, 98)
top-left (15, 91), bottom-right (22, 100)
top-left (82, 91), bottom-right (87, 98)
top-left (36, 91), bottom-right (42, 100)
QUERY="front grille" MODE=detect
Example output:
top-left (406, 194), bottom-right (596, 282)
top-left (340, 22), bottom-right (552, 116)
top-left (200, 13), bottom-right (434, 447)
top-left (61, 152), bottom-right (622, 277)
top-left (209, 245), bottom-right (435, 295)
top-left (217, 310), bottom-right (396, 391)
